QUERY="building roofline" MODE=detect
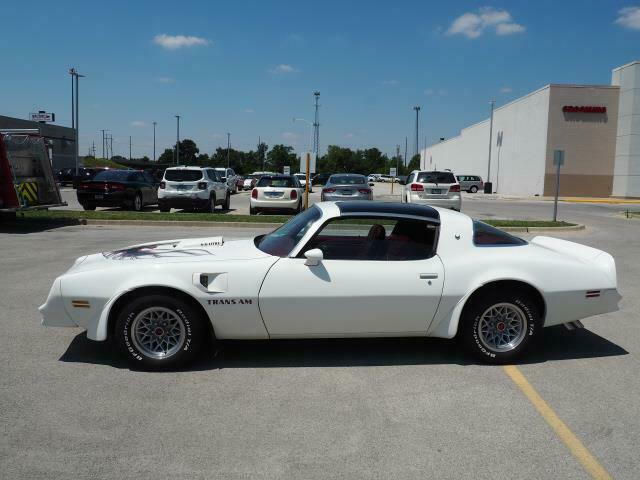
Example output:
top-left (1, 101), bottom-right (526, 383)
top-left (612, 60), bottom-right (640, 72)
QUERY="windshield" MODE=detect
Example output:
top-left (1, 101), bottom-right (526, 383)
top-left (257, 177), bottom-right (295, 188)
top-left (256, 206), bottom-right (321, 256)
top-left (329, 175), bottom-right (365, 185)
top-left (417, 172), bottom-right (456, 184)
top-left (92, 170), bottom-right (133, 181)
top-left (164, 169), bottom-right (203, 182)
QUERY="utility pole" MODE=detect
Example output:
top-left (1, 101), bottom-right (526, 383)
top-left (92, 141), bottom-right (95, 157)
top-left (396, 144), bottom-right (401, 176)
top-left (413, 106), bottom-right (421, 159)
top-left (101, 129), bottom-right (106, 158)
top-left (404, 137), bottom-right (408, 167)
top-left (175, 115), bottom-right (180, 165)
top-left (152, 121), bottom-right (157, 161)
top-left (109, 134), bottom-right (113, 159)
top-left (258, 136), bottom-right (264, 170)
top-left (69, 69), bottom-right (75, 130)
top-left (129, 136), bottom-right (132, 161)
top-left (486, 100), bottom-right (496, 193)
top-left (313, 91), bottom-right (320, 159)
top-left (226, 132), bottom-right (230, 168)
top-left (68, 68), bottom-right (84, 176)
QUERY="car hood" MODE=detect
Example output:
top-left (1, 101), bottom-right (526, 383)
top-left (66, 237), bottom-right (270, 273)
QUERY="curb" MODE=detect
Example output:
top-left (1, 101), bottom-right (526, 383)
top-left (76, 218), bottom-right (585, 232)
top-left (78, 219), bottom-right (281, 229)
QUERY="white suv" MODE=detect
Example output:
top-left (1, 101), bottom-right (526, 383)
top-left (402, 170), bottom-right (462, 211)
top-left (214, 167), bottom-right (239, 194)
top-left (158, 167), bottom-right (229, 212)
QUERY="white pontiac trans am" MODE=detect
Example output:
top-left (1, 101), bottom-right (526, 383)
top-left (40, 202), bottom-right (621, 370)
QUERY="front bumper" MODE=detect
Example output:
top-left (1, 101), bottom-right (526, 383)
top-left (39, 277), bottom-right (77, 328)
top-left (408, 194), bottom-right (461, 210)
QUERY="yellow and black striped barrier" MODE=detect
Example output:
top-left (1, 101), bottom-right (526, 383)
top-left (18, 181), bottom-right (39, 205)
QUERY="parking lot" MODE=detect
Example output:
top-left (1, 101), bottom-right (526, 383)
top-left (1, 195), bottom-right (639, 479)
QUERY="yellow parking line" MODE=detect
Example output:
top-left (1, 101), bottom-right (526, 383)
top-left (503, 365), bottom-right (612, 480)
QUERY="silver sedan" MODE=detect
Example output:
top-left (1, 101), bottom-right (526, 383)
top-left (320, 174), bottom-right (373, 201)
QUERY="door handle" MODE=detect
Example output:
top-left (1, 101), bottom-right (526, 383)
top-left (420, 273), bottom-right (439, 279)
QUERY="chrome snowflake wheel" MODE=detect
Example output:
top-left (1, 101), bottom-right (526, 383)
top-left (477, 302), bottom-right (527, 353)
top-left (131, 307), bottom-right (186, 359)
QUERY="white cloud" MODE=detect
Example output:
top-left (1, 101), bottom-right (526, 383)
top-left (156, 77), bottom-right (175, 83)
top-left (212, 133), bottom-right (224, 139)
top-left (282, 131), bottom-right (299, 140)
top-left (500, 86), bottom-right (512, 93)
top-left (446, 7), bottom-right (525, 39)
top-left (344, 133), bottom-right (355, 139)
top-left (425, 88), bottom-right (447, 97)
top-left (153, 34), bottom-right (210, 50)
top-left (270, 64), bottom-right (299, 74)
top-left (615, 7), bottom-right (640, 30)
top-left (244, 108), bottom-right (255, 113)
top-left (131, 121), bottom-right (147, 127)
top-left (382, 79), bottom-right (399, 86)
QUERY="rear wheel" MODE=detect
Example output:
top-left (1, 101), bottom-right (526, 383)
top-left (114, 294), bottom-right (207, 370)
top-left (131, 193), bottom-right (143, 212)
top-left (460, 289), bottom-right (541, 363)
top-left (250, 206), bottom-right (258, 215)
top-left (223, 192), bottom-right (230, 210)
top-left (207, 194), bottom-right (216, 213)
top-left (470, 185), bottom-right (478, 193)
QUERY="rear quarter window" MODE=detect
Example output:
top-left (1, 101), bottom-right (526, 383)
top-left (473, 221), bottom-right (527, 246)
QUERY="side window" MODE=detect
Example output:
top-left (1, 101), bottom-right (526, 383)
top-left (301, 217), bottom-right (438, 261)
top-left (132, 172), bottom-right (144, 182)
top-left (473, 221), bottom-right (527, 246)
top-left (406, 173), bottom-right (415, 184)
top-left (228, 169), bottom-right (235, 177)
top-left (209, 170), bottom-right (220, 182)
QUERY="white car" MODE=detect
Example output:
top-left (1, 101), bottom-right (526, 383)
top-left (158, 167), bottom-right (229, 212)
top-left (250, 174), bottom-right (303, 215)
top-left (214, 167), bottom-right (239, 194)
top-left (293, 173), bottom-right (313, 193)
top-left (402, 170), bottom-right (462, 211)
top-left (40, 202), bottom-right (620, 370)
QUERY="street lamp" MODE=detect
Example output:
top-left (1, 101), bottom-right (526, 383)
top-left (227, 132), bottom-right (231, 168)
top-left (69, 68), bottom-right (85, 176)
top-left (293, 117), bottom-right (313, 152)
top-left (175, 115), bottom-right (180, 165)
top-left (413, 106), bottom-right (421, 158)
top-left (486, 100), bottom-right (496, 193)
top-left (152, 121), bottom-right (157, 162)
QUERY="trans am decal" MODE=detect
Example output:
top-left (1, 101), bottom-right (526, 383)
top-left (207, 299), bottom-right (253, 305)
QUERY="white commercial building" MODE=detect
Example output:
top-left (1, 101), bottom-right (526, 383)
top-left (421, 61), bottom-right (640, 198)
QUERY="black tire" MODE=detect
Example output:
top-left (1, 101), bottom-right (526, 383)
top-left (207, 194), bottom-right (216, 213)
top-left (470, 186), bottom-right (478, 193)
top-left (159, 205), bottom-right (170, 213)
top-left (82, 203), bottom-right (96, 211)
top-left (131, 192), bottom-right (143, 212)
top-left (223, 192), bottom-right (230, 210)
top-left (295, 200), bottom-right (302, 213)
top-left (114, 294), bottom-right (207, 370)
top-left (250, 206), bottom-right (257, 215)
top-left (459, 289), bottom-right (541, 364)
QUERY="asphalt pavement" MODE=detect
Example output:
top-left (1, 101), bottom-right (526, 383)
top-left (1, 197), bottom-right (639, 479)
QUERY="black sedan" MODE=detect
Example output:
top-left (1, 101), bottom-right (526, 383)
top-left (77, 170), bottom-right (159, 211)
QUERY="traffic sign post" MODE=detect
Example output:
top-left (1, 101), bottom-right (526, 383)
top-left (283, 166), bottom-right (290, 175)
top-left (552, 150), bottom-right (565, 222)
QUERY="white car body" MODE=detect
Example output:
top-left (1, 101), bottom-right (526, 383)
top-left (250, 175), bottom-right (303, 213)
top-left (403, 170), bottom-right (462, 211)
top-left (214, 167), bottom-right (239, 194)
top-left (294, 173), bottom-right (313, 192)
top-left (158, 167), bottom-right (228, 211)
top-left (41, 202), bottom-right (620, 347)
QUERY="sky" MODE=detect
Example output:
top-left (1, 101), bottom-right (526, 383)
top-left (1, 0), bottom-right (639, 160)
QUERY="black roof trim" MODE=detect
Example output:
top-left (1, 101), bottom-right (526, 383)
top-left (336, 201), bottom-right (440, 223)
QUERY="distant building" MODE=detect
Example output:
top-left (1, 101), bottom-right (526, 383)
top-left (0, 115), bottom-right (76, 171)
top-left (421, 61), bottom-right (640, 198)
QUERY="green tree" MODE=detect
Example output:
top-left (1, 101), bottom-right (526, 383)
top-left (266, 144), bottom-right (298, 173)
top-left (158, 148), bottom-right (174, 164)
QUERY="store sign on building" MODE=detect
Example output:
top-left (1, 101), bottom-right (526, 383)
top-left (562, 105), bottom-right (606, 113)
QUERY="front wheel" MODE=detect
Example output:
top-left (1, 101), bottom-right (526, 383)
top-left (114, 294), bottom-right (207, 370)
top-left (470, 186), bottom-right (478, 193)
top-left (131, 193), bottom-right (143, 212)
top-left (223, 192), bottom-right (230, 210)
top-left (207, 194), bottom-right (216, 213)
top-left (459, 290), bottom-right (541, 364)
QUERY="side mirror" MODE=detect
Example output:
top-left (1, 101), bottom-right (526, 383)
top-left (304, 248), bottom-right (323, 266)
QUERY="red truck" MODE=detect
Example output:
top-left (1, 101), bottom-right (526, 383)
top-left (0, 130), bottom-right (66, 218)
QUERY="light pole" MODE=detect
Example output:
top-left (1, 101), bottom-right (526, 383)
top-left (293, 118), bottom-right (313, 152)
top-left (313, 91), bottom-right (320, 158)
top-left (226, 132), bottom-right (230, 168)
top-left (486, 100), bottom-right (496, 193)
top-left (175, 115), bottom-right (180, 165)
top-left (152, 121), bottom-right (157, 161)
top-left (69, 68), bottom-right (85, 176)
top-left (413, 106), bottom-right (421, 159)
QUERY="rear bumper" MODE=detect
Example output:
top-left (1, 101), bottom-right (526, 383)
top-left (321, 193), bottom-right (371, 201)
top-left (158, 196), bottom-right (209, 209)
top-left (251, 198), bottom-right (299, 210)
top-left (408, 194), bottom-right (461, 210)
top-left (77, 191), bottom-right (129, 206)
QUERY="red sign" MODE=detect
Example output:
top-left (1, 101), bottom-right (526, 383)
top-left (562, 105), bottom-right (606, 113)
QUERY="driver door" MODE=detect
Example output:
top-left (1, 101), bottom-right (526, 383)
top-left (259, 216), bottom-right (444, 337)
